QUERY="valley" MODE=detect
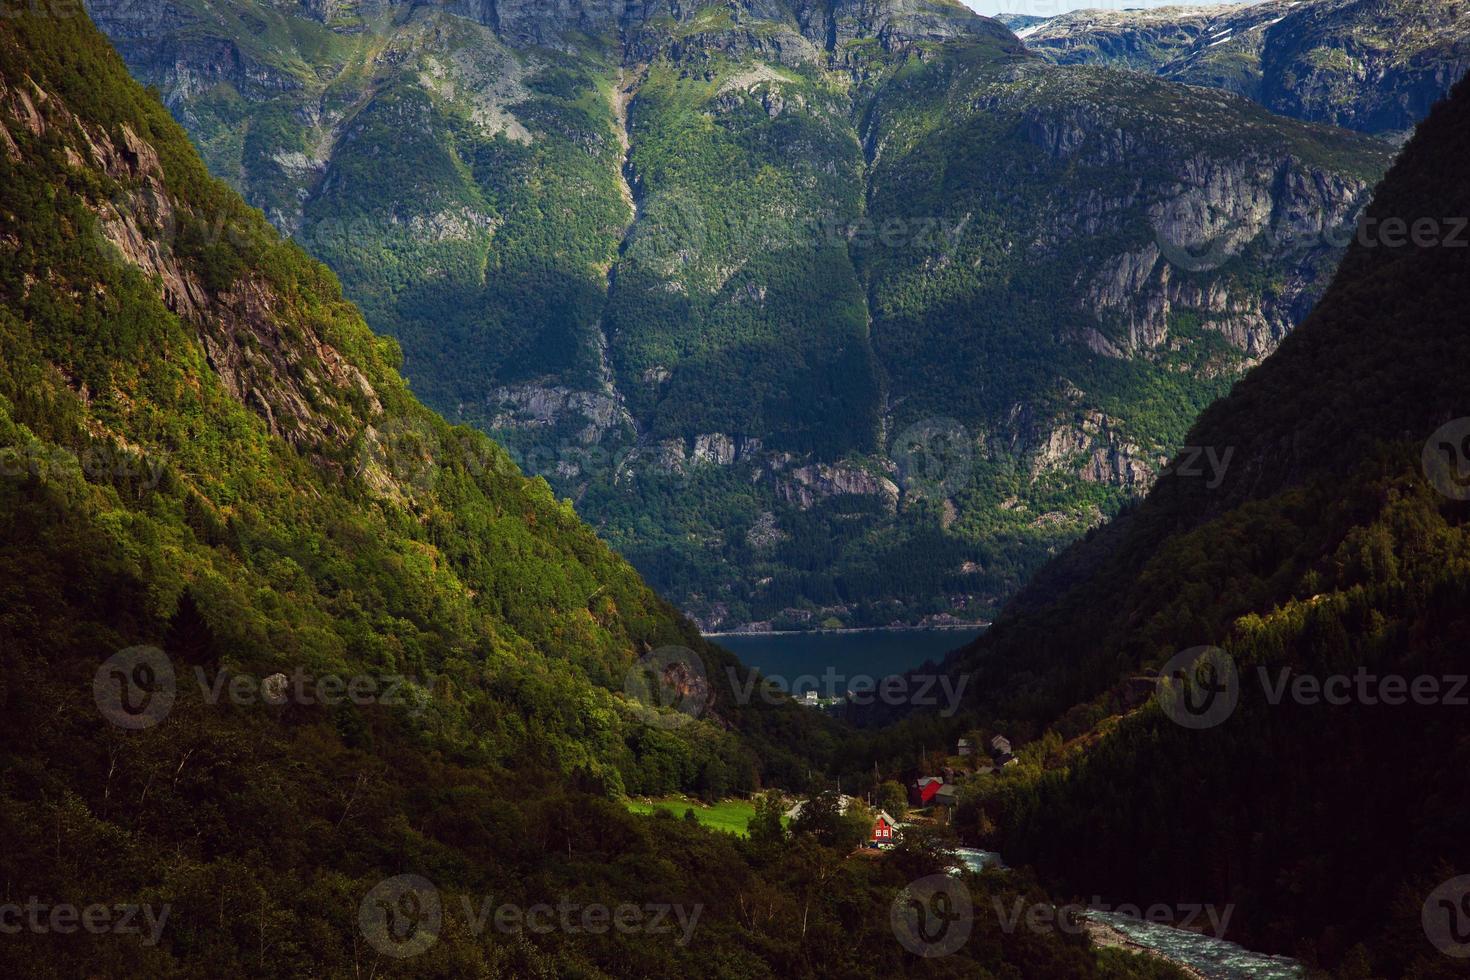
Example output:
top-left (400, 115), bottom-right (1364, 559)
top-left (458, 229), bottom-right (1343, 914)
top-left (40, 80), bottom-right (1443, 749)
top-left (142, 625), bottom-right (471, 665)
top-left (3, 0), bottom-right (1470, 977)
top-left (85, 0), bottom-right (1397, 633)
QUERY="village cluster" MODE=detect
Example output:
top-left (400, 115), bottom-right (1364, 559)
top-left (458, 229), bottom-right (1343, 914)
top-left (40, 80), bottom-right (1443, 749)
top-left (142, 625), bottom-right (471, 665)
top-left (785, 734), bottom-right (1019, 850)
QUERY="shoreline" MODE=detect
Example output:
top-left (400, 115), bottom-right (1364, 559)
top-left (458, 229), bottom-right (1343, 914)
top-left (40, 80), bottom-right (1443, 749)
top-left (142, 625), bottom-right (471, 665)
top-left (1083, 919), bottom-right (1208, 979)
top-left (704, 622), bottom-right (990, 639)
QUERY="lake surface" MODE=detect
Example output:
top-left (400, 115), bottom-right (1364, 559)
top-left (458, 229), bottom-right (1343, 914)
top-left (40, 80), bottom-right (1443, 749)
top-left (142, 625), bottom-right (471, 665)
top-left (710, 627), bottom-right (983, 696)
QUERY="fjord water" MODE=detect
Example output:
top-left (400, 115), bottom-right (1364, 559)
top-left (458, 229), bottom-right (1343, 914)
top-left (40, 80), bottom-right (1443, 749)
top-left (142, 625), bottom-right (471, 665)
top-left (712, 628), bottom-right (983, 696)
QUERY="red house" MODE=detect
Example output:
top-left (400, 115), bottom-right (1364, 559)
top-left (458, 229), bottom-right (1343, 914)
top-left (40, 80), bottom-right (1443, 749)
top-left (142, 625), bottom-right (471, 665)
top-left (912, 776), bottom-right (943, 806)
top-left (871, 810), bottom-right (897, 848)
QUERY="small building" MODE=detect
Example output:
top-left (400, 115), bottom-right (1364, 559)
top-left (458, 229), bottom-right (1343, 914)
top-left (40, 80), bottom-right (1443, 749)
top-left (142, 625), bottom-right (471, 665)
top-left (990, 735), bottom-right (1012, 757)
top-left (934, 784), bottom-right (959, 808)
top-left (957, 738), bottom-right (974, 757)
top-left (784, 795), bottom-right (899, 850)
top-left (871, 810), bottom-right (897, 848)
top-left (799, 690), bottom-right (819, 707)
top-left (784, 794), bottom-right (856, 822)
top-left (912, 777), bottom-right (943, 807)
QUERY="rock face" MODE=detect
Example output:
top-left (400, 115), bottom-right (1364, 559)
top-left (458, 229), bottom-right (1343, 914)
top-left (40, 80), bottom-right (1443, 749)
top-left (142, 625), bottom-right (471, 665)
top-left (39, 90), bottom-right (382, 454)
top-left (794, 0), bottom-right (994, 50)
top-left (1021, 0), bottom-right (1470, 138)
top-left (87, 0), bottom-right (1391, 630)
top-left (775, 462), bottom-right (901, 511)
top-left (1024, 411), bottom-right (1161, 489)
top-left (486, 383), bottom-right (633, 444)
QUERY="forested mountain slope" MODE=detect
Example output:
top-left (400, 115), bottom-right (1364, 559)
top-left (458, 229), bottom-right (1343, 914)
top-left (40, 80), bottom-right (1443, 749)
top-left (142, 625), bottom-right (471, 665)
top-left (85, 0), bottom-right (1393, 632)
top-left (924, 72), bottom-right (1470, 976)
top-left (1022, 0), bottom-right (1470, 139)
top-left (0, 8), bottom-right (1204, 976)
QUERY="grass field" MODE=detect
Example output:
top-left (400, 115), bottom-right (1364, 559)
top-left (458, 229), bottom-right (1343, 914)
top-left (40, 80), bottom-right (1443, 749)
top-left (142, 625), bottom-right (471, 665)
top-left (624, 797), bottom-right (774, 837)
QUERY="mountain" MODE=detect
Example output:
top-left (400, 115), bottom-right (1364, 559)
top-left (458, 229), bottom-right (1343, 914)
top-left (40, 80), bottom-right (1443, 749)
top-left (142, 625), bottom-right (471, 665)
top-left (86, 0), bottom-right (1390, 632)
top-left (0, 8), bottom-right (1207, 976)
top-left (1022, 0), bottom-right (1470, 139)
top-left (913, 72), bottom-right (1470, 975)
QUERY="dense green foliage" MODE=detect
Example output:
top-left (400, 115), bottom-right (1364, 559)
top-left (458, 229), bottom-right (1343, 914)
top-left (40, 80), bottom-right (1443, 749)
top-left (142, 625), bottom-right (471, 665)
top-left (87, 0), bottom-right (1391, 632)
top-left (904, 74), bottom-right (1470, 976)
top-left (1023, 0), bottom-right (1470, 138)
top-left (0, 9), bottom-right (1195, 976)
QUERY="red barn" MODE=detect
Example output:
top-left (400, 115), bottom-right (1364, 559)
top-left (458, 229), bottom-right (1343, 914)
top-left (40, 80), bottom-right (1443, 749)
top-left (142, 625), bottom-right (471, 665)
top-left (912, 777), bottom-right (943, 806)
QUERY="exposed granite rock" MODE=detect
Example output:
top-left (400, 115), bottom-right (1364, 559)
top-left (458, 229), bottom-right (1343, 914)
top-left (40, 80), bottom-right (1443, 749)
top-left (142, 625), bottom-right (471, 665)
top-left (775, 461), bottom-right (901, 510)
top-left (16, 74), bottom-right (383, 466)
top-left (1021, 0), bottom-right (1470, 138)
top-left (485, 383), bottom-right (634, 445)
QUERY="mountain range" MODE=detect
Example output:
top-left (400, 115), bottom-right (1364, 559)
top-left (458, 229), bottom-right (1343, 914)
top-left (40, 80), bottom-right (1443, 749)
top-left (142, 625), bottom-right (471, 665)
top-left (0, 8), bottom-right (1198, 975)
top-left (883, 68), bottom-right (1470, 977)
top-left (1019, 0), bottom-right (1470, 139)
top-left (85, 0), bottom-right (1410, 632)
top-left (5, 1), bottom-right (1470, 975)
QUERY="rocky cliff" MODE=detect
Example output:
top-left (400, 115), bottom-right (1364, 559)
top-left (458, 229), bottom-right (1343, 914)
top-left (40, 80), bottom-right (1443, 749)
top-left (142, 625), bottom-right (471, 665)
top-left (1023, 0), bottom-right (1470, 139)
top-left (86, 0), bottom-right (1389, 631)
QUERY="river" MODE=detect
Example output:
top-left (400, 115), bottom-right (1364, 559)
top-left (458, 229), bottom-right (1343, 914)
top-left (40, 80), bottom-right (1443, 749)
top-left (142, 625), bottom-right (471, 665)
top-left (950, 850), bottom-right (1303, 978)
top-left (1084, 910), bottom-right (1304, 979)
